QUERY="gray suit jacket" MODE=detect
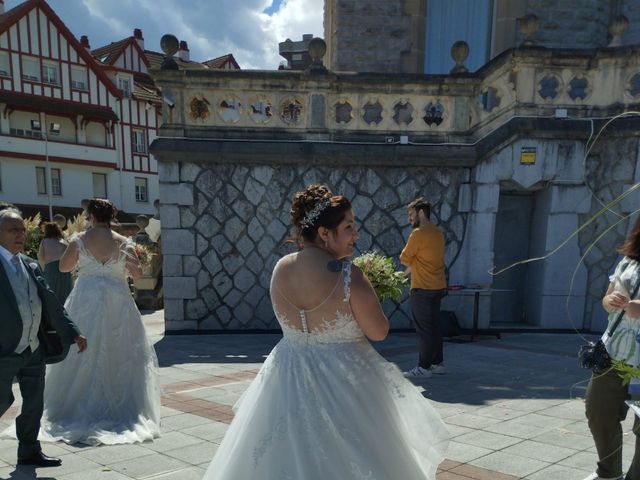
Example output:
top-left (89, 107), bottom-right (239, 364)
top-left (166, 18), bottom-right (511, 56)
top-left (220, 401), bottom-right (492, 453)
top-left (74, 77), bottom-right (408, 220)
top-left (0, 254), bottom-right (80, 363)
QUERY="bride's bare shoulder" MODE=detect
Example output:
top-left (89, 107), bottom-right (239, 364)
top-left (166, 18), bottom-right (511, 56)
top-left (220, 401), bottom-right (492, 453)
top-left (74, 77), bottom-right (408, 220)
top-left (273, 252), bottom-right (300, 273)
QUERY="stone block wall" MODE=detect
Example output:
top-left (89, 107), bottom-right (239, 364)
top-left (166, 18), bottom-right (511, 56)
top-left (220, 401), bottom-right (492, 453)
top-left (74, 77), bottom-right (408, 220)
top-left (623, 0), bottom-right (640, 46)
top-left (579, 136), bottom-right (640, 331)
top-left (325, 0), bottom-right (420, 73)
top-left (524, 0), bottom-right (610, 49)
top-left (160, 161), bottom-right (468, 331)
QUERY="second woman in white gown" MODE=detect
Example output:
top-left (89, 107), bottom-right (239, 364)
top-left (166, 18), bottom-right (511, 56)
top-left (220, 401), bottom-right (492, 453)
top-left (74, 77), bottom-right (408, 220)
top-left (202, 184), bottom-right (448, 480)
top-left (40, 198), bottom-right (161, 445)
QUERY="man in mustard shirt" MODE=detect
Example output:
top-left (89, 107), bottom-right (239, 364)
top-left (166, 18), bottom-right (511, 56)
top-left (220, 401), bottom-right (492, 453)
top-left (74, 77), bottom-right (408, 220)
top-left (400, 198), bottom-right (446, 378)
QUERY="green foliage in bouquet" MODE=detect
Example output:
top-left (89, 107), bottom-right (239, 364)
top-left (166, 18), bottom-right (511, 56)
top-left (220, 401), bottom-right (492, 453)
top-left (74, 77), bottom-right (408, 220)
top-left (353, 251), bottom-right (408, 303)
top-left (613, 359), bottom-right (640, 385)
top-left (23, 213), bottom-right (43, 259)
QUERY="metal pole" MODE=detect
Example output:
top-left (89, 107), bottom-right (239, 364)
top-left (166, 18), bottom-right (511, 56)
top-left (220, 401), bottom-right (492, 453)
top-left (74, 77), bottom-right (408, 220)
top-left (44, 133), bottom-right (53, 220)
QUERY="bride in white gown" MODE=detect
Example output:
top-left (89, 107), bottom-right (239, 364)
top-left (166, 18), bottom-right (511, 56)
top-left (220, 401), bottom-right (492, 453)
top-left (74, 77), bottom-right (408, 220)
top-left (40, 198), bottom-right (161, 445)
top-left (202, 185), bottom-right (448, 480)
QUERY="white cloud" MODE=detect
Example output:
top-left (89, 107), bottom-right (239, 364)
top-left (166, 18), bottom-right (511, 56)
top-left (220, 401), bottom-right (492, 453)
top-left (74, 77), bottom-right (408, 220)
top-left (4, 0), bottom-right (323, 70)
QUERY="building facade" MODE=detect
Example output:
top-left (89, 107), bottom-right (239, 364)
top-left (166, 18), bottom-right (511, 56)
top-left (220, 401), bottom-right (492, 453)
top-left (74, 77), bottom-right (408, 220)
top-left (150, 0), bottom-right (640, 334)
top-left (0, 0), bottom-right (239, 220)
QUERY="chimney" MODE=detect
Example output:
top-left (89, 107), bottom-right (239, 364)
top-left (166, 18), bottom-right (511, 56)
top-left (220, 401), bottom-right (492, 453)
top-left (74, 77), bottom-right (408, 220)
top-left (0, 1), bottom-right (5, 15)
top-left (133, 28), bottom-right (144, 50)
top-left (80, 35), bottom-right (91, 52)
top-left (178, 41), bottom-right (190, 61)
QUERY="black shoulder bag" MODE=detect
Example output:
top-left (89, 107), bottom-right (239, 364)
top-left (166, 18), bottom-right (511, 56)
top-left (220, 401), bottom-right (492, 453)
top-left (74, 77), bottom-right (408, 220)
top-left (579, 260), bottom-right (640, 371)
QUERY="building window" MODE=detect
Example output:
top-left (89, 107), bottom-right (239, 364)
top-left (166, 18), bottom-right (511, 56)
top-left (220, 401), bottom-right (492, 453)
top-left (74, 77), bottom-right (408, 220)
top-left (0, 52), bottom-right (10, 77)
top-left (131, 129), bottom-right (146, 153)
top-left (36, 167), bottom-right (47, 194)
top-left (92, 173), bottom-right (107, 198)
top-left (22, 56), bottom-right (40, 82)
top-left (71, 66), bottom-right (88, 90)
top-left (51, 168), bottom-right (61, 196)
top-left (118, 77), bottom-right (131, 97)
top-left (42, 62), bottom-right (59, 85)
top-left (135, 177), bottom-right (148, 202)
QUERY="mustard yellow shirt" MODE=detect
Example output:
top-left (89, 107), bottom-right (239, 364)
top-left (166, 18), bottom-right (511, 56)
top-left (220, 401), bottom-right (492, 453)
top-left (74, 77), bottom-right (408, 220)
top-left (400, 223), bottom-right (446, 290)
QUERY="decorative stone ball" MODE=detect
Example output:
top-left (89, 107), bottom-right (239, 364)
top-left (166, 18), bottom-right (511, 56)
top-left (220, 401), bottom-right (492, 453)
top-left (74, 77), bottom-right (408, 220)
top-left (451, 41), bottom-right (469, 64)
top-left (518, 14), bottom-right (539, 40)
top-left (609, 15), bottom-right (630, 37)
top-left (308, 37), bottom-right (327, 63)
top-left (160, 34), bottom-right (179, 56)
top-left (136, 214), bottom-right (150, 231)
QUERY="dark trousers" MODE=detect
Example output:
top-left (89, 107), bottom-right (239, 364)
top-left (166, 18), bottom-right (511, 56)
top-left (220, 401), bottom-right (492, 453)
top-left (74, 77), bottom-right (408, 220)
top-left (0, 347), bottom-right (45, 459)
top-left (586, 367), bottom-right (640, 480)
top-left (410, 288), bottom-right (445, 369)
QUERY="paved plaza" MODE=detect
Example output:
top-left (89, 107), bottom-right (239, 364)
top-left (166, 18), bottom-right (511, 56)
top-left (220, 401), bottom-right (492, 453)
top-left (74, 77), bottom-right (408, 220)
top-left (0, 310), bottom-right (633, 480)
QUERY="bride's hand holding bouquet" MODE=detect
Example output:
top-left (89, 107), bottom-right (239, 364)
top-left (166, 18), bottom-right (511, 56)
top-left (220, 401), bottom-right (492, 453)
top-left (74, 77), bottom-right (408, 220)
top-left (353, 251), bottom-right (408, 303)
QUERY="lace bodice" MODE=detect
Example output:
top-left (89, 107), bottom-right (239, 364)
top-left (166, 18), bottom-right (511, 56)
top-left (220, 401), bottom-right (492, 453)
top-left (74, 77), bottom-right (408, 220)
top-left (272, 259), bottom-right (365, 344)
top-left (73, 236), bottom-right (129, 282)
top-left (277, 310), bottom-right (365, 344)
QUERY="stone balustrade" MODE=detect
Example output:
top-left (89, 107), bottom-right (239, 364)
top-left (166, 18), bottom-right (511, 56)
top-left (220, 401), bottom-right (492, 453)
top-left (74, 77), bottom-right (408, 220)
top-left (154, 45), bottom-right (640, 142)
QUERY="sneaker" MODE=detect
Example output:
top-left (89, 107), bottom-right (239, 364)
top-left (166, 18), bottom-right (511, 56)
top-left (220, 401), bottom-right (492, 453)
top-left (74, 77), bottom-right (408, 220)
top-left (582, 473), bottom-right (623, 480)
top-left (404, 366), bottom-right (432, 378)
top-left (430, 364), bottom-right (446, 375)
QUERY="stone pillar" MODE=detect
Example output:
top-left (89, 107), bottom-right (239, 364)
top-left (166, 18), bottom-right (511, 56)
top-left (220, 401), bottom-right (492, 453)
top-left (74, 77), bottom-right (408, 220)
top-left (158, 160), bottom-right (197, 331)
top-left (534, 186), bottom-right (591, 329)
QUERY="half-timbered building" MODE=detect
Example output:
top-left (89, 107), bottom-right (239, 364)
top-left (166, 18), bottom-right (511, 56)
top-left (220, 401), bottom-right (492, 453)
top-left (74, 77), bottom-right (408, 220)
top-left (0, 0), bottom-right (239, 219)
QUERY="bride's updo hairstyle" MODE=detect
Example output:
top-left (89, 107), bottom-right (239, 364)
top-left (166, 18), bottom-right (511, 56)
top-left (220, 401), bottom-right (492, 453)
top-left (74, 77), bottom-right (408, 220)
top-left (87, 198), bottom-right (117, 223)
top-left (291, 184), bottom-right (351, 242)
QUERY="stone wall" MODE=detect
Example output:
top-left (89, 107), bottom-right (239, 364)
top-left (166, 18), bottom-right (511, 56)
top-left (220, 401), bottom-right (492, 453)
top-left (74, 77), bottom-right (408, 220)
top-left (524, 0), bottom-right (610, 49)
top-left (324, 0), bottom-right (422, 73)
top-left (160, 161), bottom-right (468, 331)
top-left (579, 136), bottom-right (640, 331)
top-left (622, 0), bottom-right (640, 46)
top-left (157, 134), bottom-right (640, 333)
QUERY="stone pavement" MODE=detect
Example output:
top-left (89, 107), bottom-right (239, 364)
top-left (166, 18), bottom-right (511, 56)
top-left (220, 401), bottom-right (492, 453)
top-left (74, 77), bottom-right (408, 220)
top-left (0, 310), bottom-right (633, 480)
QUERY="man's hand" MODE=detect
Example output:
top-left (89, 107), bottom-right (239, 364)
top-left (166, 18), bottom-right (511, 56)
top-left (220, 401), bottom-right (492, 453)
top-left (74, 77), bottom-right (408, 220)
top-left (74, 335), bottom-right (87, 353)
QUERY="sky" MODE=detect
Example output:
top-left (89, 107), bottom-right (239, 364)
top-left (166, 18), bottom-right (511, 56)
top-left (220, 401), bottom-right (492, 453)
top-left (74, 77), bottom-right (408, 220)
top-left (4, 0), bottom-right (324, 69)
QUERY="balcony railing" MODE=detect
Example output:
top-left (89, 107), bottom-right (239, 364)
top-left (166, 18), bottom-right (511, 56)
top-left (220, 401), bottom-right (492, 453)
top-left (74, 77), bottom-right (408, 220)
top-left (151, 44), bottom-right (640, 144)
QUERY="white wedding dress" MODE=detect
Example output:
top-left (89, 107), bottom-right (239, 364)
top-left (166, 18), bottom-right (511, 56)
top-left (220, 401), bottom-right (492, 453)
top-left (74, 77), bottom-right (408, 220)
top-left (202, 259), bottom-right (449, 480)
top-left (39, 236), bottom-right (161, 445)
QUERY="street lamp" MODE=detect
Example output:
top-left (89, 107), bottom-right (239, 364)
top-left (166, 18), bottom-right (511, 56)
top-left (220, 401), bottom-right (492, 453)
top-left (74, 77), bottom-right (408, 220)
top-left (44, 131), bottom-right (52, 220)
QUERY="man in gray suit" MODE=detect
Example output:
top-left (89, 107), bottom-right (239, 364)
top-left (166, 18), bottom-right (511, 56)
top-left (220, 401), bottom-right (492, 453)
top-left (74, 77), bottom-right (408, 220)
top-left (0, 208), bottom-right (87, 467)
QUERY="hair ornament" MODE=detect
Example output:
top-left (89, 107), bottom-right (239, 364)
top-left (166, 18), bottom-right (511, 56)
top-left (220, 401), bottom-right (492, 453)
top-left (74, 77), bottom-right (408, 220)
top-left (300, 199), bottom-right (331, 229)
